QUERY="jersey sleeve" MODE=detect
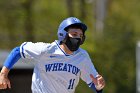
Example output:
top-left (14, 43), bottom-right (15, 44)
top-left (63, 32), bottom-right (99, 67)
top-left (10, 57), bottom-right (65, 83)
top-left (20, 42), bottom-right (48, 60)
top-left (80, 51), bottom-right (98, 84)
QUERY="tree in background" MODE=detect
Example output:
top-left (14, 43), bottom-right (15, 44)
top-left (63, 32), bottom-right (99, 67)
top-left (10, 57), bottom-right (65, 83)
top-left (22, 0), bottom-right (35, 42)
top-left (66, 0), bottom-right (74, 16)
top-left (79, 0), bottom-right (86, 19)
top-left (92, 0), bottom-right (137, 92)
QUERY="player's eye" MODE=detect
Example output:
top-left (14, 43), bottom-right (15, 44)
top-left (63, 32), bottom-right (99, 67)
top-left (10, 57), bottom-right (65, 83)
top-left (68, 30), bottom-right (83, 39)
top-left (72, 33), bottom-right (78, 37)
top-left (70, 33), bottom-right (81, 38)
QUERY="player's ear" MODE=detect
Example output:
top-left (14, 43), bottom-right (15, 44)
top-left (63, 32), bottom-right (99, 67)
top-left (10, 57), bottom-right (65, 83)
top-left (61, 33), bottom-right (69, 43)
top-left (80, 35), bottom-right (86, 45)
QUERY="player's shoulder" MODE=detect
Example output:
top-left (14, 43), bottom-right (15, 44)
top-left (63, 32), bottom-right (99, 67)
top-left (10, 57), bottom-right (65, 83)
top-left (21, 41), bottom-right (55, 47)
top-left (20, 41), bottom-right (56, 52)
top-left (78, 48), bottom-right (90, 57)
top-left (34, 41), bottom-right (57, 51)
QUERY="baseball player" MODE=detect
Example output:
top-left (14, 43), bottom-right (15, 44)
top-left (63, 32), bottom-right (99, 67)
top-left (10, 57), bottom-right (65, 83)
top-left (0, 17), bottom-right (105, 93)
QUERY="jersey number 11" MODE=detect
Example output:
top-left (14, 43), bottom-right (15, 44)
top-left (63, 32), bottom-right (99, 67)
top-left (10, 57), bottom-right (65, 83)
top-left (68, 79), bottom-right (75, 89)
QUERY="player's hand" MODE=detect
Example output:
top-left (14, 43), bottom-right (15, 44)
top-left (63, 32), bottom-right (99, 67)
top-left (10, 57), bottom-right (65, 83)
top-left (0, 73), bottom-right (11, 89)
top-left (90, 74), bottom-right (105, 90)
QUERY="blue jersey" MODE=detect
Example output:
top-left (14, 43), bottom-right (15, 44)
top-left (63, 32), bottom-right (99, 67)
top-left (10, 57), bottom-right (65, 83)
top-left (20, 40), bottom-right (98, 93)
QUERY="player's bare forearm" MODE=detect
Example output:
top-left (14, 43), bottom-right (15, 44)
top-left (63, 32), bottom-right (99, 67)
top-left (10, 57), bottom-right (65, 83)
top-left (0, 66), bottom-right (11, 89)
top-left (1, 66), bottom-right (10, 76)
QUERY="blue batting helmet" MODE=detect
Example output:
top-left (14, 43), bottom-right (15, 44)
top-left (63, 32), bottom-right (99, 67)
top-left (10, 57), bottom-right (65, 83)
top-left (57, 17), bottom-right (87, 42)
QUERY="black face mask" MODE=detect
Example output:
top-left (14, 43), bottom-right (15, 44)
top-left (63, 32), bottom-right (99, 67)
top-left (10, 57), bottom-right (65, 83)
top-left (65, 36), bottom-right (81, 51)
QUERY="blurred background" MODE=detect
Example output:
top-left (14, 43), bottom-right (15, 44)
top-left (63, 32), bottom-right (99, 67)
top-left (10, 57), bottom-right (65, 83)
top-left (0, 0), bottom-right (139, 93)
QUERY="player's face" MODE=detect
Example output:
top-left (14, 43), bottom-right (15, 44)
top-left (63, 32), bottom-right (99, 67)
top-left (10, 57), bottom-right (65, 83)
top-left (67, 28), bottom-right (83, 40)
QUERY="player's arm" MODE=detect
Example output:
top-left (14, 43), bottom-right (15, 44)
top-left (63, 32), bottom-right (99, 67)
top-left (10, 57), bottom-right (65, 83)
top-left (89, 74), bottom-right (105, 93)
top-left (0, 47), bottom-right (21, 89)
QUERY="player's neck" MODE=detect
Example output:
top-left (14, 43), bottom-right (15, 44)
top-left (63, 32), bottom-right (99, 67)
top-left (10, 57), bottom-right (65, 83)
top-left (60, 43), bottom-right (74, 55)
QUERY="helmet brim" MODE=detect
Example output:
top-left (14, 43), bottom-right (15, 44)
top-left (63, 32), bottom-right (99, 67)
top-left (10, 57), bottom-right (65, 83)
top-left (64, 23), bottom-right (87, 32)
